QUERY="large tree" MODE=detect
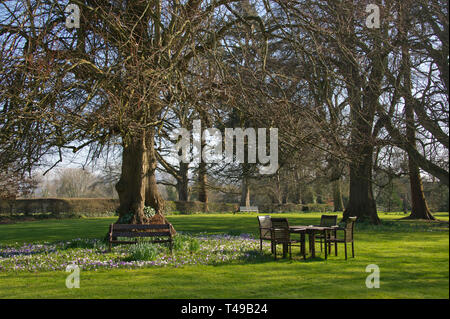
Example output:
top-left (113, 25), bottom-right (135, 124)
top-left (1, 0), bottom-right (265, 223)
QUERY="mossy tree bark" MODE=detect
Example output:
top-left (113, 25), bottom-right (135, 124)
top-left (145, 130), bottom-right (165, 215)
top-left (115, 133), bottom-right (147, 223)
top-left (115, 130), bottom-right (166, 224)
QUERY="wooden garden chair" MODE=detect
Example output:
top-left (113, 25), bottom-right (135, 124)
top-left (327, 216), bottom-right (357, 260)
top-left (257, 215), bottom-right (273, 253)
top-left (270, 218), bottom-right (305, 260)
top-left (315, 215), bottom-right (338, 253)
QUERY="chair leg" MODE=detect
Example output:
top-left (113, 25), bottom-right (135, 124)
top-left (260, 239), bottom-right (262, 252)
top-left (344, 242), bottom-right (347, 260)
top-left (335, 242), bottom-right (338, 256)
top-left (273, 244), bottom-right (277, 260)
top-left (352, 241), bottom-right (355, 258)
top-left (308, 235), bottom-right (312, 252)
top-left (320, 238), bottom-right (322, 252)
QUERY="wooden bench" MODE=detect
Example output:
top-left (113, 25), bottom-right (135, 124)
top-left (108, 224), bottom-right (173, 253)
top-left (238, 206), bottom-right (259, 213)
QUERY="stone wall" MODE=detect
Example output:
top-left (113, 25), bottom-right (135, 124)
top-left (0, 198), bottom-right (119, 215)
top-left (0, 198), bottom-right (332, 215)
top-left (0, 198), bottom-right (238, 215)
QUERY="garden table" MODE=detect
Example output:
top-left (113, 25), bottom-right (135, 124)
top-left (290, 226), bottom-right (336, 259)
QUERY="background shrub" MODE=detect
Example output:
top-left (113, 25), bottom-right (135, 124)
top-left (188, 238), bottom-right (200, 254)
top-left (124, 242), bottom-right (159, 261)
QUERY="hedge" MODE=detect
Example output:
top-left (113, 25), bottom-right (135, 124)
top-left (0, 198), bottom-right (333, 216)
top-left (0, 198), bottom-right (237, 216)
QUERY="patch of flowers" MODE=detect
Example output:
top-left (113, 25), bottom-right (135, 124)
top-left (0, 233), bottom-right (270, 272)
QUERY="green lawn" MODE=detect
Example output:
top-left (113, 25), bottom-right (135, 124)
top-left (0, 212), bottom-right (448, 299)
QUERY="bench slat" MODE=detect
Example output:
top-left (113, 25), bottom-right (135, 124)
top-left (108, 224), bottom-right (173, 252)
top-left (112, 231), bottom-right (171, 237)
top-left (112, 224), bottom-right (170, 230)
top-left (238, 206), bottom-right (259, 212)
top-left (110, 240), bottom-right (138, 244)
top-left (110, 239), bottom-right (171, 244)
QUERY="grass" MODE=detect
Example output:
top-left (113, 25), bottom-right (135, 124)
top-left (0, 212), bottom-right (448, 299)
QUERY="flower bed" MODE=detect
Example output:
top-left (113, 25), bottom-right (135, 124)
top-left (0, 233), bottom-right (270, 272)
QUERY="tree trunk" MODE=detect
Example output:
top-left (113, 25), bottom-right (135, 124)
top-left (145, 130), bottom-right (165, 215)
top-left (281, 171), bottom-right (289, 204)
top-left (407, 162), bottom-right (435, 219)
top-left (293, 190), bottom-right (302, 204)
top-left (198, 108), bottom-right (210, 209)
top-left (343, 149), bottom-right (380, 224)
top-left (293, 170), bottom-right (302, 204)
top-left (330, 159), bottom-right (344, 212)
top-left (332, 179), bottom-right (344, 212)
top-left (198, 161), bottom-right (208, 211)
top-left (115, 133), bottom-right (147, 223)
top-left (340, 2), bottom-right (382, 225)
top-left (400, 10), bottom-right (435, 220)
top-left (342, 71), bottom-right (381, 224)
top-left (177, 162), bottom-right (189, 201)
top-left (282, 193), bottom-right (289, 204)
top-left (274, 172), bottom-right (283, 204)
top-left (402, 196), bottom-right (409, 214)
top-left (307, 187), bottom-right (317, 204)
top-left (240, 176), bottom-right (250, 207)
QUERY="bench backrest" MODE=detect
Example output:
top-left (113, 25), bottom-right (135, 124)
top-left (110, 224), bottom-right (172, 238)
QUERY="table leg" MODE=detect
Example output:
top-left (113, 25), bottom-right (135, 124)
top-left (301, 232), bottom-right (306, 260)
top-left (308, 232), bottom-right (313, 253)
top-left (334, 229), bottom-right (338, 256)
top-left (324, 230), bottom-right (328, 260)
top-left (310, 230), bottom-right (316, 258)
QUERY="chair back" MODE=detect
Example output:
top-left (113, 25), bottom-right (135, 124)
top-left (257, 215), bottom-right (272, 240)
top-left (320, 215), bottom-right (338, 227)
top-left (344, 217), bottom-right (357, 242)
top-left (270, 218), bottom-right (290, 242)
